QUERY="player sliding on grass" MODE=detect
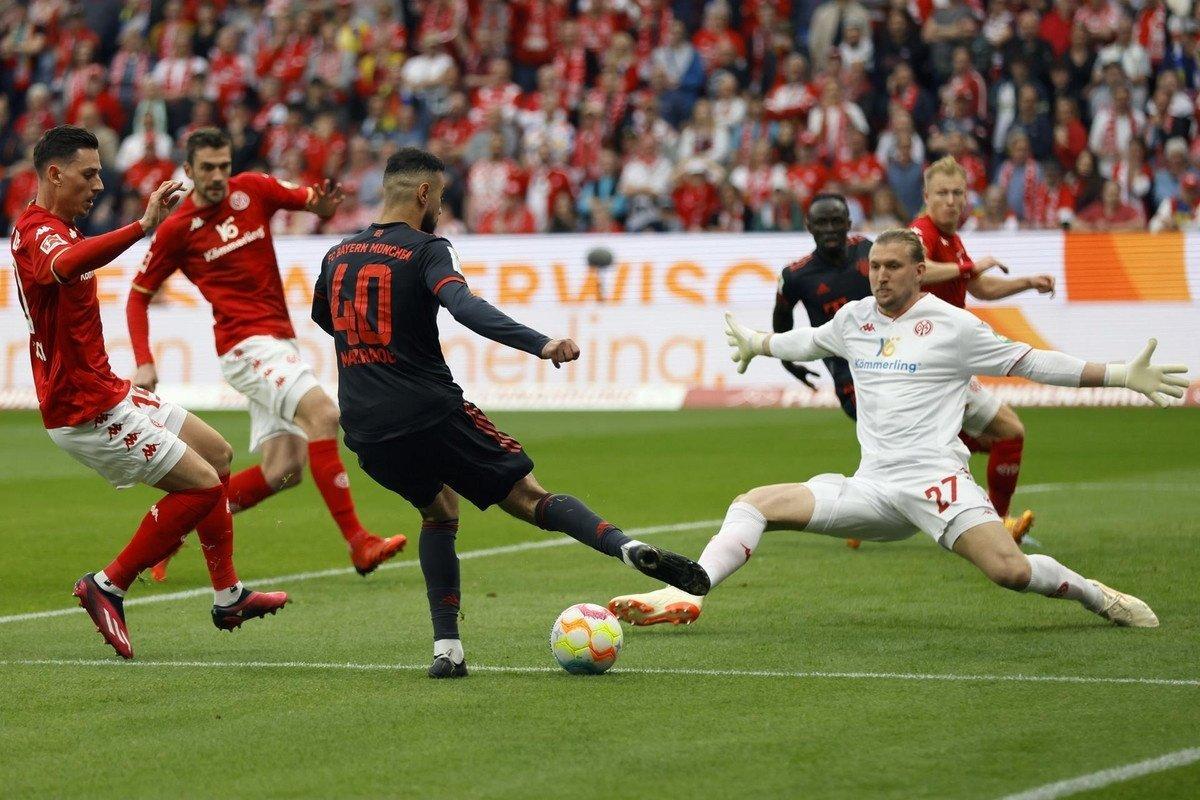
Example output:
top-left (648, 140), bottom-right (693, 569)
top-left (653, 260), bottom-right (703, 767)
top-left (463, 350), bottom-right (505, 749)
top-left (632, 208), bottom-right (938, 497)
top-left (311, 147), bottom-right (710, 678)
top-left (126, 128), bottom-right (405, 581)
top-left (776, 191), bottom-right (1050, 547)
top-left (610, 228), bottom-right (1187, 629)
top-left (11, 125), bottom-right (286, 659)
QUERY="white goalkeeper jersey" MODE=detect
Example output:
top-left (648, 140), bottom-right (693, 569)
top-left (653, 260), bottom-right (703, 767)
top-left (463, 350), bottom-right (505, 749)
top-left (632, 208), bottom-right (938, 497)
top-left (803, 293), bottom-right (1032, 468)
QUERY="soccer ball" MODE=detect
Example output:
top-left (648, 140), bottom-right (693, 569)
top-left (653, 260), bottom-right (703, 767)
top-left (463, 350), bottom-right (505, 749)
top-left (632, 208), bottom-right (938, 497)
top-left (549, 603), bottom-right (623, 675)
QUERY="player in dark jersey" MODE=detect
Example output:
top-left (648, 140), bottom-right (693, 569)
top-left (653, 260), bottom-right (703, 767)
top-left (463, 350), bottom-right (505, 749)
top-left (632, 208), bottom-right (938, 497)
top-left (773, 194), bottom-right (874, 420)
top-left (311, 148), bottom-right (710, 678)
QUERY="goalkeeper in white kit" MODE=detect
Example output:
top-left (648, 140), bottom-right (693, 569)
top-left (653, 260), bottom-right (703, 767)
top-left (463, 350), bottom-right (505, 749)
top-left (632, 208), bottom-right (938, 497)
top-left (609, 229), bottom-right (1189, 629)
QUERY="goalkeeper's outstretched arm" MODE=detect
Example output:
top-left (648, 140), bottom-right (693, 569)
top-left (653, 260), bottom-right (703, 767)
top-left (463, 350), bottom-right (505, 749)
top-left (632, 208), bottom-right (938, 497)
top-left (725, 312), bottom-right (836, 374)
top-left (1008, 340), bottom-right (1189, 408)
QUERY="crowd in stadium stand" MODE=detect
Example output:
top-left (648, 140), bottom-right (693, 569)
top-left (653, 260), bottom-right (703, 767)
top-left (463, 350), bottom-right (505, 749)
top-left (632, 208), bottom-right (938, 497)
top-left (2, 0), bottom-right (1199, 236)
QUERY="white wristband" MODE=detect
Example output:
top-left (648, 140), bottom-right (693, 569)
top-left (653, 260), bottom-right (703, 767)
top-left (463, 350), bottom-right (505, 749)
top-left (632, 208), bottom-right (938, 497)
top-left (1103, 363), bottom-right (1127, 388)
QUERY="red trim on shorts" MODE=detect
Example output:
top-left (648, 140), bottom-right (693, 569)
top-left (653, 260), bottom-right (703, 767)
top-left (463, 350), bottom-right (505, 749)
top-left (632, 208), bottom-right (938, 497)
top-left (463, 402), bottom-right (523, 453)
top-left (432, 276), bottom-right (467, 295)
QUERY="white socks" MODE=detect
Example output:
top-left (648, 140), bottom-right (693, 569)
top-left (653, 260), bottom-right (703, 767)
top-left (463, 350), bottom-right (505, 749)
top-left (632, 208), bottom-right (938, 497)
top-left (698, 502), bottom-right (767, 590)
top-left (619, 539), bottom-right (649, 568)
top-left (1024, 554), bottom-right (1104, 611)
top-left (95, 570), bottom-right (125, 597)
top-left (435, 638), bottom-right (465, 664)
top-left (213, 582), bottom-right (245, 607)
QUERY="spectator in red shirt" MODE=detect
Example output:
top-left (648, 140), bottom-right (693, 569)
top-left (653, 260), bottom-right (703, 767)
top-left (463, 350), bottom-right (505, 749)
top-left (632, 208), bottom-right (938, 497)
top-left (832, 128), bottom-right (885, 215)
top-left (123, 143), bottom-right (175, 203)
top-left (1075, 179), bottom-right (1148, 231)
top-left (67, 71), bottom-right (127, 135)
top-left (1040, 0), bottom-right (1075, 57)
top-left (511, 0), bottom-right (567, 91)
top-left (478, 176), bottom-right (538, 233)
top-left (765, 53), bottom-right (817, 121)
top-left (1052, 97), bottom-right (1089, 172)
top-left (693, 2), bottom-right (745, 71)
top-left (784, 131), bottom-right (829, 211)
top-left (471, 57), bottom-right (523, 124)
top-left (672, 160), bottom-right (715, 231)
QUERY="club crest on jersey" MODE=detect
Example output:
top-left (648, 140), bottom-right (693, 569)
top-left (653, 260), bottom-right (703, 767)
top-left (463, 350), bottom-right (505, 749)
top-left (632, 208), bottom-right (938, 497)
top-left (817, 282), bottom-right (830, 295)
top-left (229, 190), bottom-right (250, 211)
top-left (190, 217), bottom-right (204, 231)
top-left (39, 233), bottom-right (68, 254)
top-left (913, 319), bottom-right (933, 336)
top-left (876, 337), bottom-right (900, 357)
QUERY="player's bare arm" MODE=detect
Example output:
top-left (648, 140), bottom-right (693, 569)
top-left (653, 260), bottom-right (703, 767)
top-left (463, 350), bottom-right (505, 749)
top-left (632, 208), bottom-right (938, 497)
top-left (967, 272), bottom-right (1055, 300)
top-left (306, 179), bottom-right (346, 219)
top-left (771, 294), bottom-right (819, 389)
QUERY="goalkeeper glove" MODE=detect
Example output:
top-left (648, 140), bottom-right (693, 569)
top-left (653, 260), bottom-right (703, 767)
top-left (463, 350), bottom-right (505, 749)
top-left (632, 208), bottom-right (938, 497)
top-left (1103, 339), bottom-right (1189, 408)
top-left (725, 312), bottom-right (770, 374)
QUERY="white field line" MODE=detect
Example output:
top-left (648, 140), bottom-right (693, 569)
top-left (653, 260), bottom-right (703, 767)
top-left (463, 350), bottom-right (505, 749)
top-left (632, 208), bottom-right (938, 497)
top-left (0, 519), bottom-right (721, 625)
top-left (2, 478), bottom-right (1195, 627)
top-left (996, 747), bottom-right (1200, 800)
top-left (1, 658), bottom-right (1197, 687)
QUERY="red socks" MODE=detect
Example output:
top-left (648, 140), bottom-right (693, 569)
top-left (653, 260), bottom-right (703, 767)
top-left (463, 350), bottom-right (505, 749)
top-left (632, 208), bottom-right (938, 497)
top-left (194, 475), bottom-right (239, 590)
top-left (104, 486), bottom-right (223, 590)
top-left (227, 465), bottom-right (275, 513)
top-left (986, 438), bottom-right (1024, 518)
top-left (308, 439), bottom-right (365, 544)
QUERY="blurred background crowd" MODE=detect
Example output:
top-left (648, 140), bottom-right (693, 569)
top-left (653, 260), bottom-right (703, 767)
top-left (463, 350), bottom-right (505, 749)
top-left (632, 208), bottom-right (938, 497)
top-left (2, 0), bottom-right (1200, 237)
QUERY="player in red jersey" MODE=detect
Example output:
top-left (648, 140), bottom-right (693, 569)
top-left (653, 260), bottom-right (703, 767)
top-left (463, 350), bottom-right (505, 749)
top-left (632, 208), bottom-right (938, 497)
top-left (126, 128), bottom-right (405, 579)
top-left (911, 156), bottom-right (1057, 543)
top-left (11, 126), bottom-right (287, 659)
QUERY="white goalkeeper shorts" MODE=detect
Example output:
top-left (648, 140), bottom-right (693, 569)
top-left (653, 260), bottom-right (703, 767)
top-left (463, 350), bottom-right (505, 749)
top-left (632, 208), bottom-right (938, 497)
top-left (803, 459), bottom-right (1001, 550)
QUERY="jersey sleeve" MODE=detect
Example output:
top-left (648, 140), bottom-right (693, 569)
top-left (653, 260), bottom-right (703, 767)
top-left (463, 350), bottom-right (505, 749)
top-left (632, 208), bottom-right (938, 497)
top-left (910, 218), bottom-right (937, 259)
top-left (420, 239), bottom-right (468, 297)
top-left (311, 252), bottom-right (334, 336)
top-left (18, 215), bottom-right (77, 285)
top-left (811, 302), bottom-right (850, 357)
top-left (132, 223), bottom-right (182, 294)
top-left (242, 172), bottom-right (312, 215)
top-left (776, 269), bottom-right (798, 306)
top-left (956, 314), bottom-right (1034, 378)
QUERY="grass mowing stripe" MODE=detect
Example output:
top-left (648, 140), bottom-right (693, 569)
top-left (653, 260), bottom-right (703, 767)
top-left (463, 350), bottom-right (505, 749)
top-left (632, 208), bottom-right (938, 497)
top-left (996, 747), bottom-right (1200, 800)
top-left (1, 476), bottom-right (1194, 626)
top-left (2, 658), bottom-right (1197, 687)
top-left (0, 518), bottom-right (722, 625)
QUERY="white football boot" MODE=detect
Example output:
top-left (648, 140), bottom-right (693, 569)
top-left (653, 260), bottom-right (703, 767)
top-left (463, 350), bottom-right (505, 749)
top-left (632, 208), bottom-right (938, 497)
top-left (608, 586), bottom-right (703, 626)
top-left (1089, 580), bottom-right (1159, 628)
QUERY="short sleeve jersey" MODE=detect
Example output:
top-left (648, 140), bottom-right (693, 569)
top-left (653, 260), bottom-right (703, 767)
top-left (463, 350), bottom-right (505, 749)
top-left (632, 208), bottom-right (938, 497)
top-left (10, 204), bottom-right (130, 428)
top-left (812, 293), bottom-right (1032, 466)
top-left (133, 172), bottom-right (311, 355)
top-left (312, 221), bottom-right (469, 445)
top-left (910, 213), bottom-right (973, 308)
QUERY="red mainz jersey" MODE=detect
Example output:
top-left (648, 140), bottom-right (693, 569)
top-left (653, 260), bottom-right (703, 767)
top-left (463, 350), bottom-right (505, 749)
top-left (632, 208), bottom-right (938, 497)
top-left (910, 213), bottom-right (974, 308)
top-left (134, 173), bottom-right (311, 355)
top-left (10, 204), bottom-right (131, 428)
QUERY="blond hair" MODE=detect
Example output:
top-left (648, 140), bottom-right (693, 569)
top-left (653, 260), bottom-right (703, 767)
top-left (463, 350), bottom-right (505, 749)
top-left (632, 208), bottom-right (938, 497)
top-left (873, 228), bottom-right (925, 265)
top-left (923, 155), bottom-right (967, 187)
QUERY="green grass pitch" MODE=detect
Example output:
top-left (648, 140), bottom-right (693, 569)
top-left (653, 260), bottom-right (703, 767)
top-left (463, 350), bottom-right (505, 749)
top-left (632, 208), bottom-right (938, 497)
top-left (1, 408), bottom-right (1197, 799)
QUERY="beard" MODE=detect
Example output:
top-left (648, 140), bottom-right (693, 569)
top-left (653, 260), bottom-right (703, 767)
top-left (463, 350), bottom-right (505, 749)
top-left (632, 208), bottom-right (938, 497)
top-left (419, 206), bottom-right (439, 233)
